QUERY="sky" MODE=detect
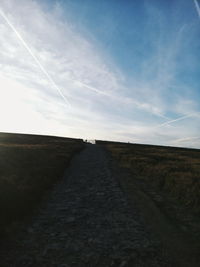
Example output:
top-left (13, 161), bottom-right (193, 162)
top-left (0, 0), bottom-right (200, 148)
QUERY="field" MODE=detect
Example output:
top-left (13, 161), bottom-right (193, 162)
top-left (95, 141), bottom-right (200, 265)
top-left (97, 141), bottom-right (200, 228)
top-left (0, 132), bottom-right (84, 233)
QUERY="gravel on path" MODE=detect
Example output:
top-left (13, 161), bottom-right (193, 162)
top-left (0, 144), bottom-right (169, 266)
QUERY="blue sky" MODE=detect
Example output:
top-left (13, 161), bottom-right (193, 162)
top-left (0, 0), bottom-right (200, 148)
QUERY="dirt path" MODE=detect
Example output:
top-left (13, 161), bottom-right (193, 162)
top-left (1, 144), bottom-right (169, 266)
top-left (114, 163), bottom-right (200, 267)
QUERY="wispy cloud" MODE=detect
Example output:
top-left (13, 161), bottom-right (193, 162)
top-left (0, 0), bottom-right (171, 119)
top-left (0, 7), bottom-right (70, 106)
top-left (0, 0), bottom-right (199, 148)
top-left (172, 136), bottom-right (200, 143)
top-left (170, 136), bottom-right (200, 148)
top-left (194, 0), bottom-right (200, 19)
top-left (155, 112), bottom-right (200, 128)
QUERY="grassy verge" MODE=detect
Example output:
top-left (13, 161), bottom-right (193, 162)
top-left (97, 140), bottom-right (200, 215)
top-left (0, 132), bottom-right (84, 233)
top-left (99, 141), bottom-right (200, 267)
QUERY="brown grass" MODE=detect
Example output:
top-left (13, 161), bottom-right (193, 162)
top-left (0, 132), bottom-right (84, 233)
top-left (97, 141), bottom-right (200, 215)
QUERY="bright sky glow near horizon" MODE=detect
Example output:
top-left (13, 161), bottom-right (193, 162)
top-left (0, 0), bottom-right (200, 148)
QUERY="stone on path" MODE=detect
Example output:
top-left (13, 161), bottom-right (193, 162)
top-left (0, 144), bottom-right (168, 266)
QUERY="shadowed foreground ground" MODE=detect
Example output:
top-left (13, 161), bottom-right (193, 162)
top-left (1, 145), bottom-right (171, 266)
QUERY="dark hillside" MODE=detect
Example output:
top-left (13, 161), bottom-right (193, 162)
top-left (97, 140), bottom-right (200, 235)
top-left (97, 140), bottom-right (200, 214)
top-left (0, 132), bottom-right (84, 234)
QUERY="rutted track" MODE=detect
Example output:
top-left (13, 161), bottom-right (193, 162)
top-left (1, 144), bottom-right (168, 266)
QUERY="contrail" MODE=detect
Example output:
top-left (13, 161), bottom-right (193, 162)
top-left (0, 7), bottom-right (120, 108)
top-left (75, 80), bottom-right (172, 120)
top-left (73, 80), bottom-right (111, 97)
top-left (0, 8), bottom-right (189, 123)
top-left (155, 112), bottom-right (199, 128)
top-left (194, 0), bottom-right (200, 19)
top-left (0, 8), bottom-right (70, 106)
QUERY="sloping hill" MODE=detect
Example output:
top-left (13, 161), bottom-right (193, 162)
top-left (0, 132), bottom-right (84, 233)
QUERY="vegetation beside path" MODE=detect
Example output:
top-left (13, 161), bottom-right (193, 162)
top-left (0, 132), bottom-right (84, 234)
top-left (97, 140), bottom-right (200, 216)
top-left (97, 140), bottom-right (200, 267)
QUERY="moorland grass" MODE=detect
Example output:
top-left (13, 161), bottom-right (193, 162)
top-left (97, 141), bottom-right (200, 215)
top-left (0, 132), bottom-right (84, 233)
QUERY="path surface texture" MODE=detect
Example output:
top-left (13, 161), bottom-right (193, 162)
top-left (1, 144), bottom-right (168, 266)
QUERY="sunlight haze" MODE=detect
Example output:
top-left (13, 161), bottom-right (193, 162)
top-left (0, 0), bottom-right (200, 148)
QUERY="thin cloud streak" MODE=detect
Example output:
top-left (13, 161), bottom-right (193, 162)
top-left (73, 80), bottom-right (170, 120)
top-left (73, 80), bottom-right (111, 96)
top-left (0, 0), bottom-right (199, 148)
top-left (155, 112), bottom-right (200, 128)
top-left (0, 3), bottom-right (172, 122)
top-left (0, 7), bottom-right (70, 106)
top-left (1, 6), bottom-right (161, 119)
top-left (172, 136), bottom-right (200, 143)
top-left (194, 0), bottom-right (200, 19)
